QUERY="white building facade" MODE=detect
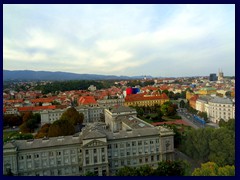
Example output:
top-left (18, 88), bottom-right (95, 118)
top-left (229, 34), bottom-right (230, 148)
top-left (3, 106), bottom-right (175, 176)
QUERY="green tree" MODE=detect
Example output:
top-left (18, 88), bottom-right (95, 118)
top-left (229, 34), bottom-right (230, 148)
top-left (26, 119), bottom-right (38, 133)
top-left (22, 112), bottom-right (34, 123)
top-left (60, 107), bottom-right (84, 125)
top-left (197, 112), bottom-right (208, 121)
top-left (116, 166), bottom-right (137, 176)
top-left (48, 119), bottom-right (75, 137)
top-left (208, 128), bottom-right (235, 166)
top-left (136, 165), bottom-right (155, 176)
top-left (19, 122), bottom-right (31, 133)
top-left (35, 123), bottom-right (51, 139)
top-left (192, 162), bottom-right (235, 176)
top-left (155, 160), bottom-right (189, 176)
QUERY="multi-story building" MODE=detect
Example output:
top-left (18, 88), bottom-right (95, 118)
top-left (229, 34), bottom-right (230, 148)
top-left (209, 73), bottom-right (217, 81)
top-left (197, 87), bottom-right (216, 96)
top-left (3, 106), bottom-right (175, 176)
top-left (207, 96), bottom-right (235, 123)
top-left (124, 93), bottom-right (169, 107)
top-left (196, 96), bottom-right (235, 123)
top-left (196, 96), bottom-right (212, 112)
top-left (40, 106), bottom-right (104, 125)
top-left (97, 98), bottom-right (125, 108)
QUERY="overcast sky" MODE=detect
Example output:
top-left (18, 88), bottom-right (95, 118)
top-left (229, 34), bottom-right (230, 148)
top-left (3, 4), bottom-right (235, 77)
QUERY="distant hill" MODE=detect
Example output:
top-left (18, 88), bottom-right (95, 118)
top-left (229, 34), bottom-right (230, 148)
top-left (3, 70), bottom-right (153, 81)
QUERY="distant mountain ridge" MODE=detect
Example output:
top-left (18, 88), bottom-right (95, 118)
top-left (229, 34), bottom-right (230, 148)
top-left (3, 70), bottom-right (153, 81)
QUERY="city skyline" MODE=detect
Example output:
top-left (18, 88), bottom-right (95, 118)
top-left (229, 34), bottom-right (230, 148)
top-left (3, 4), bottom-right (235, 77)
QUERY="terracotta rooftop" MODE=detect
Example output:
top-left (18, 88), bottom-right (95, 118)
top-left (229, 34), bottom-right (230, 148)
top-left (78, 96), bottom-right (97, 105)
top-left (125, 93), bottom-right (169, 102)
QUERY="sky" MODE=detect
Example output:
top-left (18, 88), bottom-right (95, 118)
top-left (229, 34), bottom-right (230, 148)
top-left (3, 4), bottom-right (235, 77)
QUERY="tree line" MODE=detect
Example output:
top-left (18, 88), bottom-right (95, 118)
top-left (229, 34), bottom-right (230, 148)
top-left (34, 80), bottom-right (112, 94)
top-left (179, 119), bottom-right (235, 167)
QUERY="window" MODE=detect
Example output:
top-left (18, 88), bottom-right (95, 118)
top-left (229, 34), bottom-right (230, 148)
top-left (94, 149), bottom-right (97, 154)
top-left (144, 141), bottom-right (148, 145)
top-left (94, 156), bottom-right (98, 163)
top-left (27, 162), bottom-right (32, 169)
top-left (64, 150), bottom-right (69, 155)
top-left (50, 159), bottom-right (55, 165)
top-left (86, 157), bottom-right (89, 165)
top-left (58, 169), bottom-right (62, 175)
top-left (19, 156), bottom-right (24, 160)
top-left (139, 158), bottom-right (142, 163)
top-left (126, 142), bottom-right (130, 147)
top-left (27, 155), bottom-right (32, 159)
top-left (42, 160), bottom-right (47, 167)
top-left (49, 152), bottom-right (53, 156)
top-left (57, 151), bottom-right (61, 156)
top-left (132, 141), bottom-right (136, 146)
top-left (57, 159), bottom-right (61, 165)
top-left (151, 156), bottom-right (154, 162)
top-left (85, 150), bottom-right (89, 155)
top-left (64, 157), bottom-right (69, 164)
top-left (102, 148), bottom-right (105, 153)
top-left (72, 157), bottom-right (76, 163)
top-left (145, 157), bottom-right (148, 162)
top-left (34, 154), bottom-right (39, 158)
top-left (50, 170), bottom-right (54, 176)
top-left (114, 144), bottom-right (118, 148)
top-left (108, 144), bottom-right (112, 149)
top-left (102, 155), bottom-right (105, 162)
top-left (138, 141), bottom-right (142, 145)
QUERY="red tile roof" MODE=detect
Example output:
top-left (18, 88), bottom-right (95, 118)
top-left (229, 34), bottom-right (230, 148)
top-left (125, 93), bottom-right (169, 102)
top-left (78, 96), bottom-right (97, 105)
top-left (31, 97), bottom-right (56, 103)
top-left (4, 99), bottom-right (24, 103)
top-left (18, 105), bottom-right (56, 112)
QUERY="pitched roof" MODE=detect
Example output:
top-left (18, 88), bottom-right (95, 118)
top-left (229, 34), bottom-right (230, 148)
top-left (18, 105), bottom-right (56, 112)
top-left (78, 96), bottom-right (97, 105)
top-left (125, 93), bottom-right (169, 102)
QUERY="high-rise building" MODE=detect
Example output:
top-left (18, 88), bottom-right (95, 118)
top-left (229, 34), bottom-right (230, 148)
top-left (209, 73), bottom-right (217, 81)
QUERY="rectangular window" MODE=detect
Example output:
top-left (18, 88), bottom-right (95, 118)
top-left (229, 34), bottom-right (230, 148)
top-left (102, 148), bottom-right (105, 153)
top-left (94, 156), bottom-right (98, 163)
top-left (86, 157), bottom-right (89, 165)
top-left (151, 156), bottom-right (154, 161)
top-left (138, 141), bottom-right (142, 146)
top-left (94, 149), bottom-right (97, 154)
top-left (57, 151), bottom-right (61, 156)
top-left (86, 150), bottom-right (89, 155)
top-left (102, 155), bottom-right (105, 162)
